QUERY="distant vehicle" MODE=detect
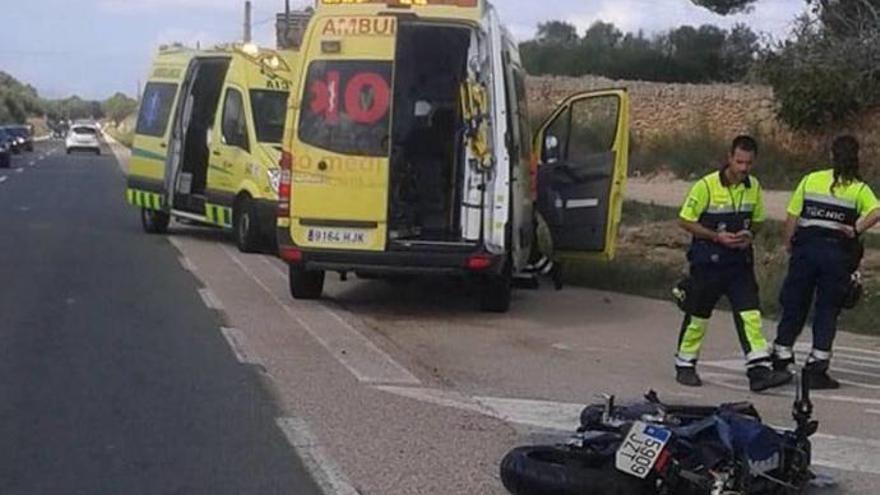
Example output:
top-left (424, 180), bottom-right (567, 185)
top-left (0, 128), bottom-right (12, 168)
top-left (66, 124), bottom-right (101, 155)
top-left (5, 125), bottom-right (34, 152)
top-left (0, 126), bottom-right (23, 154)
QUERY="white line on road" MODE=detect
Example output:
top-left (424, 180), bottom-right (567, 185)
top-left (866, 409), bottom-right (880, 416)
top-left (222, 246), bottom-right (420, 385)
top-left (0, 176), bottom-right (6, 183)
top-left (197, 288), bottom-right (224, 311)
top-left (15, 167), bottom-right (23, 173)
top-left (220, 327), bottom-right (262, 365)
top-left (276, 417), bottom-right (360, 495)
top-left (701, 370), bottom-right (880, 406)
top-left (178, 256), bottom-right (197, 273)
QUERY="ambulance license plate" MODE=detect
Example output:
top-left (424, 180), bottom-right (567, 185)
top-left (307, 227), bottom-right (369, 246)
top-left (615, 421), bottom-right (670, 479)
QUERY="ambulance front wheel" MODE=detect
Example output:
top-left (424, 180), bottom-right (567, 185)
top-left (141, 208), bottom-right (170, 234)
top-left (289, 266), bottom-right (325, 300)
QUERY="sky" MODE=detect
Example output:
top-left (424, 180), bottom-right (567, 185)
top-left (0, 0), bottom-right (807, 100)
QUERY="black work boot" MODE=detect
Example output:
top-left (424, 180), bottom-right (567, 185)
top-left (748, 365), bottom-right (793, 392)
top-left (772, 355), bottom-right (795, 373)
top-left (675, 367), bottom-right (702, 387)
top-left (806, 361), bottom-right (840, 390)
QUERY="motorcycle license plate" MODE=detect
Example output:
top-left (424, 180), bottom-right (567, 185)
top-left (615, 421), bottom-right (671, 479)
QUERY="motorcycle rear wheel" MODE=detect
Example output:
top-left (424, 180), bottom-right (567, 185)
top-left (500, 445), bottom-right (655, 495)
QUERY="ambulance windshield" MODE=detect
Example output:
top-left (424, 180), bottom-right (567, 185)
top-left (251, 90), bottom-right (289, 144)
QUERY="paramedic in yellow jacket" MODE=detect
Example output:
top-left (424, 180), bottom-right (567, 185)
top-left (773, 135), bottom-right (880, 389)
top-left (675, 135), bottom-right (792, 392)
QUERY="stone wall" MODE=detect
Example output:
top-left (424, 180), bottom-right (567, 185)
top-left (526, 75), bottom-right (880, 165)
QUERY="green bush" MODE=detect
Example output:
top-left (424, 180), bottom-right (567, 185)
top-left (630, 126), bottom-right (815, 189)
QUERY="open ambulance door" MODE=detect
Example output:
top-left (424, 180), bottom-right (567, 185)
top-left (533, 89), bottom-right (629, 261)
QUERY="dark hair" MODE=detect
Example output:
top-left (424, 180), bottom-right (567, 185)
top-left (730, 135), bottom-right (758, 156)
top-left (832, 135), bottom-right (861, 188)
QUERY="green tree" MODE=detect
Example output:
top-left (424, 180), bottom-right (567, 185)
top-left (536, 21), bottom-right (579, 45)
top-left (102, 92), bottom-right (137, 126)
top-left (690, 0), bottom-right (758, 15)
top-left (759, 0), bottom-right (880, 129)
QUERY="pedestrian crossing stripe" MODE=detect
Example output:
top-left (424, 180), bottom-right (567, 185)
top-left (126, 188), bottom-right (164, 211)
top-left (206, 203), bottom-right (233, 228)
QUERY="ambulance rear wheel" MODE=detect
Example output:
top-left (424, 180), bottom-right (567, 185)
top-left (234, 197), bottom-right (261, 253)
top-left (141, 208), bottom-right (170, 234)
top-left (290, 266), bottom-right (324, 300)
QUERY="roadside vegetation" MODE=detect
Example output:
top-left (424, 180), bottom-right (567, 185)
top-left (0, 70), bottom-right (137, 132)
top-left (563, 201), bottom-right (880, 336)
top-left (629, 128), bottom-right (817, 190)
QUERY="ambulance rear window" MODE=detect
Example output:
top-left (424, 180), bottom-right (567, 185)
top-left (298, 60), bottom-right (392, 157)
top-left (136, 82), bottom-right (178, 138)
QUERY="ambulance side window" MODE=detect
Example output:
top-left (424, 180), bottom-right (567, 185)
top-left (221, 88), bottom-right (249, 152)
top-left (569, 96), bottom-right (620, 158)
top-left (136, 82), bottom-right (178, 137)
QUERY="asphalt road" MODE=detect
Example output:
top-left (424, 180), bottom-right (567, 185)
top-left (0, 142), bottom-right (322, 495)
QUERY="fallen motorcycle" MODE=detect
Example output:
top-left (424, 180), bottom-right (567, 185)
top-left (500, 370), bottom-right (817, 495)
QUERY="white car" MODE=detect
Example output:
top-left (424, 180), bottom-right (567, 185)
top-left (66, 125), bottom-right (101, 155)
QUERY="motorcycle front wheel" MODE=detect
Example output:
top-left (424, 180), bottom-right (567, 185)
top-left (500, 445), bottom-right (655, 495)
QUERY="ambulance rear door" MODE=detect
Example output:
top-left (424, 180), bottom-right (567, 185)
top-left (128, 59), bottom-right (187, 211)
top-left (533, 89), bottom-right (630, 260)
top-left (290, 15), bottom-right (398, 252)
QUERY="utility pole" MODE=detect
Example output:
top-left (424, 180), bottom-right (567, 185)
top-left (284, 0), bottom-right (291, 45)
top-left (244, 1), bottom-right (252, 43)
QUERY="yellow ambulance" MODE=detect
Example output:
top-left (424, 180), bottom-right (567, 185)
top-left (127, 43), bottom-right (298, 252)
top-left (277, 0), bottom-right (630, 311)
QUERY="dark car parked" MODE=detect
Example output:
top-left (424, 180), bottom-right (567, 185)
top-left (0, 128), bottom-right (12, 168)
top-left (0, 126), bottom-right (23, 154)
top-left (5, 125), bottom-right (34, 152)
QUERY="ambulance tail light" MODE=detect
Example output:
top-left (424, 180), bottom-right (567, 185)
top-left (278, 150), bottom-right (293, 217)
top-left (280, 247), bottom-right (303, 264)
top-left (465, 254), bottom-right (494, 271)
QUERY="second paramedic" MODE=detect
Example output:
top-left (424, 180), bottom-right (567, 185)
top-left (772, 135), bottom-right (880, 389)
top-left (674, 135), bottom-right (792, 392)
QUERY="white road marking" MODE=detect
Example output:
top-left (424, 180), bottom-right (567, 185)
top-left (700, 370), bottom-right (880, 406)
top-left (222, 246), bottom-right (420, 385)
top-left (378, 386), bottom-right (880, 475)
top-left (15, 167), bottom-right (23, 173)
top-left (220, 327), bottom-right (262, 365)
top-left (276, 417), bottom-right (360, 495)
top-left (811, 433), bottom-right (880, 475)
top-left (476, 396), bottom-right (585, 431)
top-left (376, 386), bottom-right (494, 416)
top-left (0, 176), bottom-right (6, 183)
top-left (28, 161), bottom-right (35, 166)
top-left (197, 288), bottom-right (224, 311)
top-left (866, 409), bottom-right (880, 416)
top-left (178, 256), bottom-right (197, 273)
top-left (552, 343), bottom-right (573, 351)
top-left (795, 342), bottom-right (880, 360)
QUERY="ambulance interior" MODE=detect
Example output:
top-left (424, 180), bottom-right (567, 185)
top-left (174, 59), bottom-right (230, 212)
top-left (389, 23), bottom-right (472, 245)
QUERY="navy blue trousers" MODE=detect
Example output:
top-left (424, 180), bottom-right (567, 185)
top-left (775, 239), bottom-right (851, 353)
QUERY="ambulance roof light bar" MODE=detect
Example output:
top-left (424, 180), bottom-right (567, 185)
top-left (316, 0), bottom-right (478, 8)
